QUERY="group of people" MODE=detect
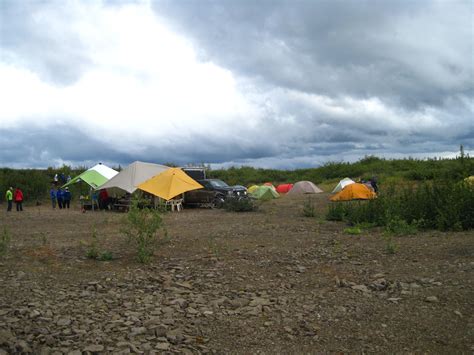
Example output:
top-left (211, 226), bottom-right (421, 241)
top-left (50, 186), bottom-right (72, 209)
top-left (5, 187), bottom-right (24, 212)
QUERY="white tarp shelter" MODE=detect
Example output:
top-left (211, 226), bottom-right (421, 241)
top-left (97, 161), bottom-right (169, 194)
top-left (332, 177), bottom-right (356, 193)
top-left (63, 163), bottom-right (118, 189)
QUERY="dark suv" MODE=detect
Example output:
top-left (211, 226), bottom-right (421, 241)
top-left (184, 179), bottom-right (248, 208)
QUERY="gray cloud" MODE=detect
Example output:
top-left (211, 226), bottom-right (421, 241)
top-left (153, 0), bottom-right (473, 109)
top-left (0, 1), bottom-right (472, 169)
top-left (0, 0), bottom-right (91, 85)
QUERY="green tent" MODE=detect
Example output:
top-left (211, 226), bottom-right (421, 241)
top-left (63, 163), bottom-right (118, 189)
top-left (250, 186), bottom-right (280, 200)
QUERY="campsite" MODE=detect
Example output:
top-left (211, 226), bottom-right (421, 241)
top-left (2, 1), bottom-right (472, 352)
top-left (0, 159), bottom-right (473, 353)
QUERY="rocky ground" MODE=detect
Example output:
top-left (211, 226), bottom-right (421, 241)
top-left (0, 194), bottom-right (473, 354)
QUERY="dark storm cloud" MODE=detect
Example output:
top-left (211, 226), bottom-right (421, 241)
top-left (0, 123), bottom-right (280, 168)
top-left (153, 0), bottom-right (473, 108)
top-left (0, 113), bottom-right (471, 169)
top-left (0, 0), bottom-right (90, 85)
top-left (0, 124), bottom-right (124, 167)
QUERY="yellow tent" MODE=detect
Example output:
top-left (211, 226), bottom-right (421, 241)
top-left (137, 168), bottom-right (203, 201)
top-left (330, 183), bottom-right (376, 201)
top-left (248, 185), bottom-right (259, 193)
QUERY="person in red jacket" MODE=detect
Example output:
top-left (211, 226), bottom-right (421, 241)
top-left (14, 187), bottom-right (24, 212)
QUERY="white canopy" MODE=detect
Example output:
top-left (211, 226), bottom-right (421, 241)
top-left (90, 163), bottom-right (118, 180)
top-left (97, 161), bottom-right (169, 194)
top-left (332, 177), bottom-right (356, 193)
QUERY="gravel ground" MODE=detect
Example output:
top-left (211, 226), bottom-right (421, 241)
top-left (0, 194), bottom-right (473, 353)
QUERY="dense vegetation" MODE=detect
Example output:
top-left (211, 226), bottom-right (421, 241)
top-left (0, 155), bottom-right (472, 202)
top-left (326, 180), bottom-right (474, 231)
top-left (209, 155), bottom-right (473, 186)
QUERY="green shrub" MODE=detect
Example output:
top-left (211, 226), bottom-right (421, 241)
top-left (344, 226), bottom-right (362, 235)
top-left (86, 228), bottom-right (99, 259)
top-left (122, 199), bottom-right (164, 263)
top-left (98, 251), bottom-right (113, 261)
top-left (328, 181), bottom-right (474, 232)
top-left (326, 203), bottom-right (346, 221)
top-left (385, 216), bottom-right (418, 236)
top-left (0, 227), bottom-right (11, 256)
top-left (384, 235), bottom-right (398, 254)
top-left (302, 197), bottom-right (316, 217)
top-left (223, 197), bottom-right (258, 212)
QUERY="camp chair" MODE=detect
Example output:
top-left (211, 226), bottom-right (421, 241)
top-left (165, 198), bottom-right (183, 212)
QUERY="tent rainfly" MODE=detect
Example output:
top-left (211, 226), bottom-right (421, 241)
top-left (97, 161), bottom-right (169, 194)
top-left (332, 178), bottom-right (355, 193)
top-left (63, 163), bottom-right (118, 189)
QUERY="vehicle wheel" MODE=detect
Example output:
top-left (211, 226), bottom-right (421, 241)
top-left (212, 197), bottom-right (225, 209)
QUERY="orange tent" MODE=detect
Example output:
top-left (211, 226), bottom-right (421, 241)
top-left (330, 183), bottom-right (376, 201)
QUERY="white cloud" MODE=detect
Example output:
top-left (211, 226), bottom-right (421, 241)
top-left (0, 1), bottom-right (255, 145)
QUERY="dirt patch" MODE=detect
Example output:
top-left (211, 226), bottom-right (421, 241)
top-left (0, 194), bottom-right (473, 353)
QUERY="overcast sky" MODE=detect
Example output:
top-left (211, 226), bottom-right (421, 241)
top-left (0, 0), bottom-right (472, 169)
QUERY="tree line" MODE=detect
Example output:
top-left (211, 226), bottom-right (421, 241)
top-left (1, 155), bottom-right (472, 202)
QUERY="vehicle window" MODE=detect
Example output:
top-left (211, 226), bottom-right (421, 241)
top-left (210, 180), bottom-right (229, 188)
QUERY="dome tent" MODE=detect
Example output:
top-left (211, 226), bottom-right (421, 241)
top-left (250, 186), bottom-right (280, 200)
top-left (286, 181), bottom-right (323, 195)
top-left (263, 182), bottom-right (276, 190)
top-left (330, 183), bottom-right (376, 201)
top-left (248, 185), bottom-right (259, 193)
top-left (276, 183), bottom-right (293, 193)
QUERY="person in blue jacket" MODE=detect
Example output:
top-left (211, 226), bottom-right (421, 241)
top-left (56, 187), bottom-right (64, 209)
top-left (50, 186), bottom-right (57, 209)
top-left (63, 187), bottom-right (72, 209)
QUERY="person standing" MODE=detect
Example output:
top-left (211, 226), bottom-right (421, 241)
top-left (99, 189), bottom-right (109, 210)
top-left (56, 187), bottom-right (63, 209)
top-left (370, 176), bottom-right (379, 193)
top-left (14, 187), bottom-right (23, 211)
top-left (5, 187), bottom-right (13, 212)
top-left (50, 186), bottom-right (57, 209)
top-left (63, 187), bottom-right (71, 209)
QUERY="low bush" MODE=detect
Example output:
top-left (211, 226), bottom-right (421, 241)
top-left (98, 251), bottom-right (114, 261)
top-left (302, 197), bottom-right (316, 217)
top-left (0, 227), bottom-right (11, 257)
top-left (385, 216), bottom-right (419, 236)
top-left (223, 197), bottom-right (258, 212)
top-left (344, 226), bottom-right (362, 235)
top-left (384, 235), bottom-right (398, 254)
top-left (86, 228), bottom-right (100, 259)
top-left (326, 203), bottom-right (346, 221)
top-left (122, 199), bottom-right (165, 263)
top-left (326, 181), bottom-right (474, 232)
